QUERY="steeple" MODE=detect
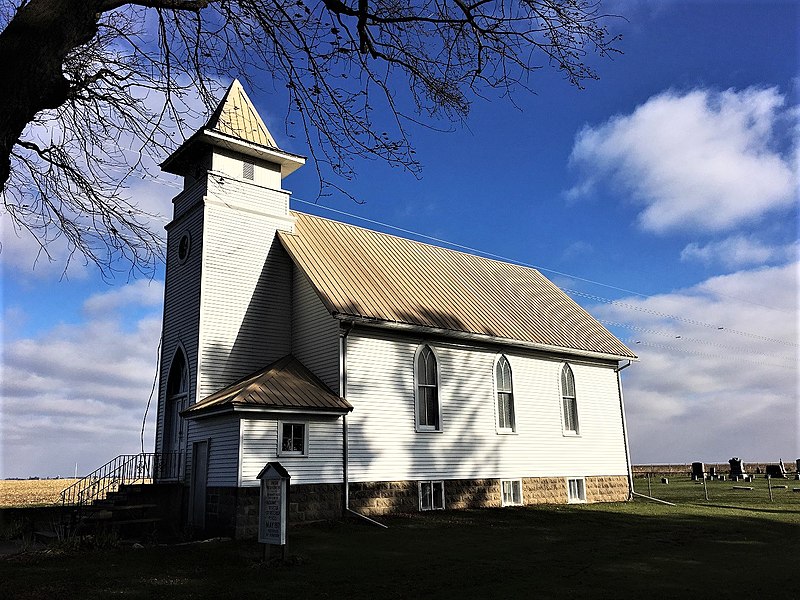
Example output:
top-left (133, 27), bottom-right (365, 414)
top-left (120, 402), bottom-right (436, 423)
top-left (204, 79), bottom-right (277, 148)
top-left (161, 79), bottom-right (305, 180)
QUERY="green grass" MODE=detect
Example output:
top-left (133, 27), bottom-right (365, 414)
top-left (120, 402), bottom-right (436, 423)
top-left (633, 473), bottom-right (800, 512)
top-left (2, 479), bottom-right (798, 599)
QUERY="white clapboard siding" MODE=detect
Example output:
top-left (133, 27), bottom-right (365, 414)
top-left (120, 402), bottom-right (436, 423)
top-left (186, 415), bottom-right (241, 487)
top-left (174, 171), bottom-right (208, 218)
top-left (197, 176), bottom-right (294, 399)
top-left (156, 200), bottom-right (205, 453)
top-left (211, 149), bottom-right (283, 190)
top-left (292, 269), bottom-right (340, 392)
top-left (344, 328), bottom-right (627, 483)
top-left (240, 416), bottom-right (344, 486)
top-left (206, 171), bottom-right (291, 219)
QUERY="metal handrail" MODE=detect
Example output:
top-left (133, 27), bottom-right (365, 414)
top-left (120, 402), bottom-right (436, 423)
top-left (59, 452), bottom-right (182, 508)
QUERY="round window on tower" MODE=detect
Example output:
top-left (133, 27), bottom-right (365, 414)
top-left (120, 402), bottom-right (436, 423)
top-left (177, 232), bottom-right (191, 264)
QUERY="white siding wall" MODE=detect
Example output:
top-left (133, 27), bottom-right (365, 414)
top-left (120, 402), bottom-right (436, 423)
top-left (211, 149), bottom-right (282, 189)
top-left (186, 415), bottom-right (241, 487)
top-left (155, 189), bottom-right (205, 453)
top-left (240, 416), bottom-right (344, 486)
top-left (197, 171), bottom-right (294, 399)
top-left (292, 270), bottom-right (340, 392)
top-left (344, 328), bottom-right (628, 483)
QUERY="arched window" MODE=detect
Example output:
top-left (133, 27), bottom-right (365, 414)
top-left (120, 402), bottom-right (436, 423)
top-left (495, 355), bottom-right (515, 432)
top-left (415, 345), bottom-right (440, 431)
top-left (164, 349), bottom-right (189, 456)
top-left (167, 350), bottom-right (188, 399)
top-left (560, 364), bottom-right (579, 434)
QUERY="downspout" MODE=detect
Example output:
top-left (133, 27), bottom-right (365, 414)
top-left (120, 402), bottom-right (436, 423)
top-left (340, 324), bottom-right (352, 513)
top-left (340, 323), bottom-right (388, 529)
top-left (616, 360), bottom-right (634, 501)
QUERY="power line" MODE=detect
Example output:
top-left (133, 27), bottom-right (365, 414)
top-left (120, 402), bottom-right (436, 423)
top-left (292, 198), bottom-right (797, 348)
top-left (568, 288), bottom-right (797, 348)
top-left (598, 319), bottom-right (797, 364)
top-left (626, 339), bottom-right (796, 369)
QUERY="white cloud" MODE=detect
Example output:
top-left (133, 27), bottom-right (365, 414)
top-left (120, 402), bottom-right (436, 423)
top-left (0, 281), bottom-right (163, 478)
top-left (681, 237), bottom-right (798, 269)
top-left (83, 279), bottom-right (164, 318)
top-left (568, 87), bottom-right (797, 234)
top-left (0, 217), bottom-right (92, 280)
top-left (596, 262), bottom-right (799, 463)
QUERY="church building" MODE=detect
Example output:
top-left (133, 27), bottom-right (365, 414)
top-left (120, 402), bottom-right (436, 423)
top-left (155, 80), bottom-right (637, 537)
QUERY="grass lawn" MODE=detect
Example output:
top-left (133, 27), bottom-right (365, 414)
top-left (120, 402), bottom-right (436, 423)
top-left (2, 477), bottom-right (798, 599)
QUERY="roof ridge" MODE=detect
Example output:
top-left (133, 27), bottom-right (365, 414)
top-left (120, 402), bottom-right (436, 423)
top-left (287, 210), bottom-right (546, 276)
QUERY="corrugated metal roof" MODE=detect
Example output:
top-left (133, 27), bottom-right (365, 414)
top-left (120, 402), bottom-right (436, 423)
top-left (183, 354), bottom-right (353, 417)
top-left (279, 213), bottom-right (637, 360)
top-left (205, 79), bottom-right (277, 148)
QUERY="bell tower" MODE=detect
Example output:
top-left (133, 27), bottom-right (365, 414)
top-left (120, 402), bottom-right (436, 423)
top-left (156, 80), bottom-right (305, 456)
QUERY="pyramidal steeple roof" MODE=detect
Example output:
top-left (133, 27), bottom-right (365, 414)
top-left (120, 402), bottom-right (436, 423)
top-left (161, 79), bottom-right (305, 177)
top-left (205, 79), bottom-right (278, 148)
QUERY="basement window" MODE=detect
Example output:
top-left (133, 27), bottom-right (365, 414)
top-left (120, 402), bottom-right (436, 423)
top-left (501, 479), bottom-right (523, 506)
top-left (567, 478), bottom-right (586, 503)
top-left (419, 481), bottom-right (445, 511)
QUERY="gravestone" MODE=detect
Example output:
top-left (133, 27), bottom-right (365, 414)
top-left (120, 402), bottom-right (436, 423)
top-left (729, 457), bottom-right (747, 481)
top-left (691, 462), bottom-right (705, 481)
top-left (796, 459), bottom-right (800, 480)
top-left (708, 466), bottom-right (718, 480)
top-left (765, 464), bottom-right (786, 479)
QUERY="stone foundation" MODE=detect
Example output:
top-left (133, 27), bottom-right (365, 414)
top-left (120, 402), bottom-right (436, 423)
top-left (347, 475), bottom-right (629, 517)
top-left (208, 475), bottom-right (629, 538)
top-left (206, 482), bottom-right (343, 539)
top-left (585, 475), bottom-right (629, 503)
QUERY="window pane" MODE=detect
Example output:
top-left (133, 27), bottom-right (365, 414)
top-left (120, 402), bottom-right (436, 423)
top-left (282, 423), bottom-right (305, 453)
top-left (421, 482), bottom-right (432, 510)
top-left (498, 392), bottom-right (514, 430)
top-left (496, 356), bottom-right (512, 393)
top-left (433, 481), bottom-right (444, 509)
top-left (418, 386), bottom-right (439, 428)
top-left (561, 365), bottom-right (575, 397)
top-left (418, 346), bottom-right (437, 385)
top-left (563, 397), bottom-right (578, 432)
top-left (427, 389), bottom-right (439, 428)
top-left (282, 426), bottom-right (293, 452)
top-left (417, 388), bottom-right (428, 426)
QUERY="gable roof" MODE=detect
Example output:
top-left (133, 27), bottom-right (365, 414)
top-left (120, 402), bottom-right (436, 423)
top-left (279, 212), bottom-right (637, 361)
top-left (183, 354), bottom-right (353, 418)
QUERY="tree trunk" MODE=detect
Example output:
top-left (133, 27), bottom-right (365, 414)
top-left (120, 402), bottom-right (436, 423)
top-left (0, 0), bottom-right (104, 189)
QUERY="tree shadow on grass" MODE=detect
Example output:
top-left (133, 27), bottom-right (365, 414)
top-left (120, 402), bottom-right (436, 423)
top-left (7, 503), bottom-right (798, 599)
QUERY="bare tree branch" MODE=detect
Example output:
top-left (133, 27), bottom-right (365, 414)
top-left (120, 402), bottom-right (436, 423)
top-left (0, 0), bottom-right (621, 277)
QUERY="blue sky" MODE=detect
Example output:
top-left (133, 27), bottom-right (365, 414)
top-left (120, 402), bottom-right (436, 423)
top-left (1, 1), bottom-right (798, 477)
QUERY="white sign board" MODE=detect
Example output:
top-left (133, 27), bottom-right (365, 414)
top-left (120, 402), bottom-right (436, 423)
top-left (257, 462), bottom-right (289, 546)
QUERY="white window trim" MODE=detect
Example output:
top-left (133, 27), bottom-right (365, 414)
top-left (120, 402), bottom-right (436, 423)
top-left (413, 344), bottom-right (443, 433)
top-left (493, 354), bottom-right (517, 435)
top-left (566, 477), bottom-right (586, 503)
top-left (500, 479), bottom-right (523, 506)
top-left (559, 363), bottom-right (581, 437)
top-left (277, 420), bottom-right (309, 457)
top-left (418, 480), bottom-right (445, 511)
